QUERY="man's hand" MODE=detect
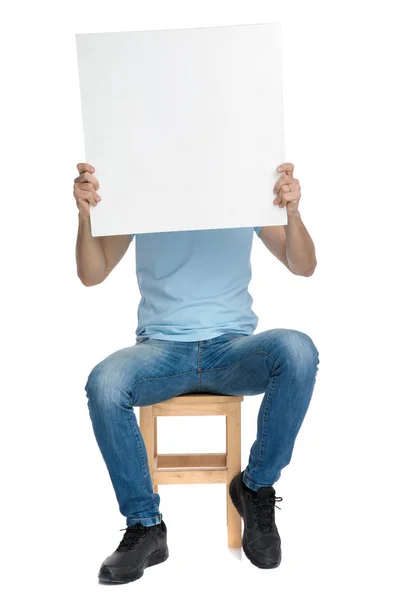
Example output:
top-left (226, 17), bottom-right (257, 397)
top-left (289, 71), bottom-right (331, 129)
top-left (273, 163), bottom-right (301, 219)
top-left (73, 163), bottom-right (101, 218)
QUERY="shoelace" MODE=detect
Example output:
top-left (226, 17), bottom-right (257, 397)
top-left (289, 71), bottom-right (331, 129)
top-left (117, 523), bottom-right (149, 551)
top-left (252, 495), bottom-right (283, 532)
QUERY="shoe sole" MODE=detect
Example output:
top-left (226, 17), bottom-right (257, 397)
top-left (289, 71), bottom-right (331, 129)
top-left (229, 477), bottom-right (281, 569)
top-left (98, 546), bottom-right (169, 584)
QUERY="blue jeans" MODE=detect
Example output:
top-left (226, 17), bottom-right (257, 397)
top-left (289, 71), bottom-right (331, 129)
top-left (84, 329), bottom-right (320, 527)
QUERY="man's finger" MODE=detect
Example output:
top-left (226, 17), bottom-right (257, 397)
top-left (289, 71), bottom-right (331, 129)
top-left (75, 172), bottom-right (99, 190)
top-left (273, 173), bottom-right (292, 195)
top-left (75, 182), bottom-right (95, 192)
top-left (277, 163), bottom-right (294, 175)
top-left (278, 182), bottom-right (300, 195)
top-left (276, 192), bottom-right (299, 207)
top-left (76, 162), bottom-right (95, 174)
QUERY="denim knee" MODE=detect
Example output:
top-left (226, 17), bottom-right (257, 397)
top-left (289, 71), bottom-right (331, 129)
top-left (84, 363), bottom-right (133, 411)
top-left (271, 328), bottom-right (319, 370)
top-left (290, 330), bottom-right (319, 371)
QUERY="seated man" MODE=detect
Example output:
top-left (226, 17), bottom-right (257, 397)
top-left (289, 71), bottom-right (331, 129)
top-left (74, 161), bottom-right (319, 583)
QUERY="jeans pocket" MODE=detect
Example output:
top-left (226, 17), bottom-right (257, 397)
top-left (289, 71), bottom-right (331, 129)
top-left (136, 337), bottom-right (150, 344)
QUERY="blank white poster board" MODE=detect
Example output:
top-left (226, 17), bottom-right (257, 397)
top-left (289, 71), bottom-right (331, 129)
top-left (75, 22), bottom-right (286, 237)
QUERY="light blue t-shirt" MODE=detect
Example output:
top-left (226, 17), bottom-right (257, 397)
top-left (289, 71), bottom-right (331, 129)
top-left (132, 226), bottom-right (262, 342)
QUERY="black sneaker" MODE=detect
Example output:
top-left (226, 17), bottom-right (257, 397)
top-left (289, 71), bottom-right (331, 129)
top-left (229, 471), bottom-right (283, 569)
top-left (98, 520), bottom-right (169, 584)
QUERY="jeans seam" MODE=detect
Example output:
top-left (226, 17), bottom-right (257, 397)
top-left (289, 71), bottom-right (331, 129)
top-left (198, 341), bottom-right (203, 392)
top-left (245, 371), bottom-right (276, 482)
top-left (129, 408), bottom-right (160, 515)
top-left (199, 350), bottom-right (276, 373)
top-left (130, 370), bottom-right (198, 395)
top-left (130, 350), bottom-right (276, 390)
top-left (128, 516), bottom-right (160, 522)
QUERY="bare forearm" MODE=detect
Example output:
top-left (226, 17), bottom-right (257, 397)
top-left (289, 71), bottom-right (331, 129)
top-left (285, 211), bottom-right (317, 276)
top-left (76, 214), bottom-right (106, 285)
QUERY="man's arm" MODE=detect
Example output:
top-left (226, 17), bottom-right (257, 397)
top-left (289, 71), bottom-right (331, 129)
top-left (76, 214), bottom-right (132, 286)
top-left (74, 162), bottom-right (133, 286)
top-left (258, 212), bottom-right (317, 277)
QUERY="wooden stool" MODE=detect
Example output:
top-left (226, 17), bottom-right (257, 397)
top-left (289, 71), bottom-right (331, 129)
top-left (139, 393), bottom-right (243, 548)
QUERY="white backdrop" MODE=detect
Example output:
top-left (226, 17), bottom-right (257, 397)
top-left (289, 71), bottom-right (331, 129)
top-left (1, 1), bottom-right (399, 599)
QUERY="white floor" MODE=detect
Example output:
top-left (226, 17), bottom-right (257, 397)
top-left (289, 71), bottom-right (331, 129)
top-left (28, 480), bottom-right (396, 600)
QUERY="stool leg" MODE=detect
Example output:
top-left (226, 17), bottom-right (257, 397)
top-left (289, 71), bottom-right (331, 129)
top-left (226, 403), bottom-right (242, 548)
top-left (140, 406), bottom-right (156, 493)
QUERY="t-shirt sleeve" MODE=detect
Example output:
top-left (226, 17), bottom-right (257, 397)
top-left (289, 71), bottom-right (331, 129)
top-left (254, 226), bottom-right (262, 236)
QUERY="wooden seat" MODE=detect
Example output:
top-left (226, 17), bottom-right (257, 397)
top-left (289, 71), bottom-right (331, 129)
top-left (140, 393), bottom-right (243, 548)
